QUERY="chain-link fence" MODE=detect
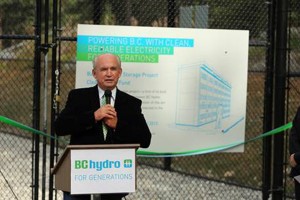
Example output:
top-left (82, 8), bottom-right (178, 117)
top-left (1, 0), bottom-right (300, 199)
top-left (0, 0), bottom-right (37, 199)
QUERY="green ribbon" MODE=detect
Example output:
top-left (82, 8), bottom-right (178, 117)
top-left (0, 115), bottom-right (58, 140)
top-left (137, 122), bottom-right (293, 157)
top-left (0, 115), bottom-right (293, 157)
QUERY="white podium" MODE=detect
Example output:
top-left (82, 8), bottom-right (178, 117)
top-left (51, 144), bottom-right (140, 195)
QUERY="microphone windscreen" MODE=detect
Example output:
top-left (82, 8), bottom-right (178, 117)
top-left (104, 90), bottom-right (112, 104)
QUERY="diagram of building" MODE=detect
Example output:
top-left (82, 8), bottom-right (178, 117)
top-left (175, 64), bottom-right (232, 128)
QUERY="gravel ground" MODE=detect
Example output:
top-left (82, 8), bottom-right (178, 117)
top-left (128, 165), bottom-right (262, 200)
top-left (1, 133), bottom-right (266, 200)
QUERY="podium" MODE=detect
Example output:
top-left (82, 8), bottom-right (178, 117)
top-left (51, 144), bottom-right (140, 195)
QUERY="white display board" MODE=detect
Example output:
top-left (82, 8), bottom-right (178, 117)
top-left (70, 149), bottom-right (136, 194)
top-left (75, 24), bottom-right (249, 155)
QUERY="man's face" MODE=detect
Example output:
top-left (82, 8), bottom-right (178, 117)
top-left (92, 54), bottom-right (122, 90)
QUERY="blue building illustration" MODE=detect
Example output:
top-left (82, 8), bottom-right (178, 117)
top-left (175, 64), bottom-right (232, 128)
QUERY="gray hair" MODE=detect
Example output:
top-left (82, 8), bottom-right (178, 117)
top-left (92, 53), bottom-right (121, 69)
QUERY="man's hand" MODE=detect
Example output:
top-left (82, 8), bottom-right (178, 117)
top-left (104, 116), bottom-right (117, 129)
top-left (94, 105), bottom-right (117, 128)
top-left (290, 153), bottom-right (298, 167)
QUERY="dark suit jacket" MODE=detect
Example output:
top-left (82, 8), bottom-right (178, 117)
top-left (55, 85), bottom-right (151, 148)
top-left (289, 107), bottom-right (300, 177)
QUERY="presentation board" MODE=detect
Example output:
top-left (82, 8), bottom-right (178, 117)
top-left (75, 24), bottom-right (249, 155)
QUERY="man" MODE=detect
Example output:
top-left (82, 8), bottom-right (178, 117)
top-left (55, 53), bottom-right (152, 200)
top-left (289, 106), bottom-right (300, 200)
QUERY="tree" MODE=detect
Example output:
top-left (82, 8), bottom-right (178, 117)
top-left (0, 0), bottom-right (35, 47)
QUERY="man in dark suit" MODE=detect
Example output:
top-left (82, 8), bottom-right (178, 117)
top-left (55, 53), bottom-right (152, 200)
top-left (289, 106), bottom-right (300, 200)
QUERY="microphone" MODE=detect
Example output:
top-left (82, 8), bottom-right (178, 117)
top-left (104, 90), bottom-right (112, 104)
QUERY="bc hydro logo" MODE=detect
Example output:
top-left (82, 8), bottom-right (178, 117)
top-left (123, 159), bottom-right (132, 168)
top-left (74, 159), bottom-right (133, 171)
